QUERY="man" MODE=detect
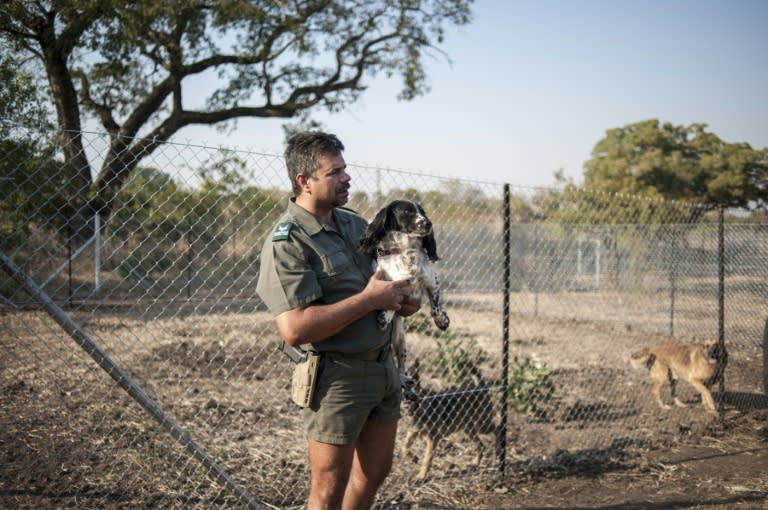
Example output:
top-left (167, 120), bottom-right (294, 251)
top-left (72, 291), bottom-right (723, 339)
top-left (256, 131), bottom-right (420, 509)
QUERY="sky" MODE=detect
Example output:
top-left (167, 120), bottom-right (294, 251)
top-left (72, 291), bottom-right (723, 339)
top-left (180, 0), bottom-right (768, 189)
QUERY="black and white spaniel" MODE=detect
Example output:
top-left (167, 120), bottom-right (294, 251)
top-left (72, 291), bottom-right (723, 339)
top-left (359, 200), bottom-right (450, 399)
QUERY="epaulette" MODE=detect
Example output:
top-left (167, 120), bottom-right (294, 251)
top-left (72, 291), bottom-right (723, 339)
top-left (271, 221), bottom-right (294, 241)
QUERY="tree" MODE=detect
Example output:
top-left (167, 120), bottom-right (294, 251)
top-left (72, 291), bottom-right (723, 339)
top-left (583, 119), bottom-right (768, 211)
top-left (0, 53), bottom-right (52, 136)
top-left (0, 0), bottom-right (472, 241)
top-left (1, 53), bottom-right (59, 248)
top-left (0, 139), bottom-right (75, 250)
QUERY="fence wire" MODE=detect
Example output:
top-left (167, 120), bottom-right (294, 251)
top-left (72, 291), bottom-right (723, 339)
top-left (1, 125), bottom-right (766, 509)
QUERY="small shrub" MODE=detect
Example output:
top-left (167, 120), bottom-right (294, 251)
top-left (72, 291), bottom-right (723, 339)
top-left (429, 331), bottom-right (489, 387)
top-left (507, 356), bottom-right (558, 419)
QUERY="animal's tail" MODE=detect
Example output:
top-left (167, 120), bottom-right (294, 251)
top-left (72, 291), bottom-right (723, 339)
top-left (629, 347), bottom-right (655, 370)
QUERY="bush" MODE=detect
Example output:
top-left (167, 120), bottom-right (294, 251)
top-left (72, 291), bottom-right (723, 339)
top-left (507, 356), bottom-right (558, 419)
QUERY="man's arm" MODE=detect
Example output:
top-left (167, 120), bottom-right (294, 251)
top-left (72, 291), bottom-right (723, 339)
top-left (275, 268), bottom-right (413, 347)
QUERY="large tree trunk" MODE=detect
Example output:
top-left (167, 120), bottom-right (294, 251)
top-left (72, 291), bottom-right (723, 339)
top-left (43, 34), bottom-right (97, 244)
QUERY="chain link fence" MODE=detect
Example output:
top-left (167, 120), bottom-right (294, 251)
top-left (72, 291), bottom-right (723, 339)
top-left (2, 124), bottom-right (767, 509)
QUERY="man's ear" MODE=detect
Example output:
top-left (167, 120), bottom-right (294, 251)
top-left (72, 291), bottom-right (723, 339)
top-left (296, 173), bottom-right (310, 193)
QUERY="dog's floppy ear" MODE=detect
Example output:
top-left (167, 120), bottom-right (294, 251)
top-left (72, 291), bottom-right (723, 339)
top-left (414, 202), bottom-right (439, 261)
top-left (423, 231), bottom-right (439, 261)
top-left (359, 205), bottom-right (390, 255)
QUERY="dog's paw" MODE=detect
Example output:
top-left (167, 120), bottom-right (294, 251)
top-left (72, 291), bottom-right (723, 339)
top-left (433, 312), bottom-right (450, 331)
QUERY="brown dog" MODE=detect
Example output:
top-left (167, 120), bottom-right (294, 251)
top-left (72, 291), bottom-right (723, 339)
top-left (400, 362), bottom-right (497, 480)
top-left (630, 338), bottom-right (728, 414)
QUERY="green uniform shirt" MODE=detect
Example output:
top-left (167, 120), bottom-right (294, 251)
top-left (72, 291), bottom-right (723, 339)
top-left (256, 199), bottom-right (392, 354)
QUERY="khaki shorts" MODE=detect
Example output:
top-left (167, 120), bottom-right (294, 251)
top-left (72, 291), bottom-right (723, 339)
top-left (303, 353), bottom-right (401, 445)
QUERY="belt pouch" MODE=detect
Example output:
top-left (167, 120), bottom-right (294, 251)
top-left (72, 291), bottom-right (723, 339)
top-left (291, 354), bottom-right (321, 408)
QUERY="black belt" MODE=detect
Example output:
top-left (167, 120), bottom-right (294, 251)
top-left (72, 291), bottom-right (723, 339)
top-left (320, 345), bottom-right (390, 362)
top-left (280, 341), bottom-right (390, 363)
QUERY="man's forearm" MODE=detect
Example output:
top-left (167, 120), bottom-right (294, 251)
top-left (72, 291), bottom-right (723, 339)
top-left (275, 292), bottom-right (374, 347)
top-left (275, 268), bottom-right (411, 346)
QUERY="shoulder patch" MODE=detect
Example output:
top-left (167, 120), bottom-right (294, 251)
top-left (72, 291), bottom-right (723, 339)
top-left (272, 222), bottom-right (294, 241)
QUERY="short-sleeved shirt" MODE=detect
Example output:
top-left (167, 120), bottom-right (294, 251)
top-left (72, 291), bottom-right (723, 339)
top-left (256, 199), bottom-right (393, 354)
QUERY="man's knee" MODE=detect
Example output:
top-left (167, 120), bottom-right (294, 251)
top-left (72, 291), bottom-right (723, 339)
top-left (373, 455), bottom-right (393, 483)
top-left (308, 472), bottom-right (348, 509)
top-left (354, 451), bottom-right (393, 489)
top-left (307, 440), bottom-right (355, 507)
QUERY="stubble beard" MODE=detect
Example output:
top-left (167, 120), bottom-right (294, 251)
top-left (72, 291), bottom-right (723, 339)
top-left (335, 185), bottom-right (350, 206)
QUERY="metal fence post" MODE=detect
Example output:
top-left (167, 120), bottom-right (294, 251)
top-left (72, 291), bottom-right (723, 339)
top-left (497, 183), bottom-right (510, 473)
top-left (717, 205), bottom-right (726, 413)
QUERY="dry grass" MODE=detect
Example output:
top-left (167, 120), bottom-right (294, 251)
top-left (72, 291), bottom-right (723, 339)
top-left (1, 288), bottom-right (767, 509)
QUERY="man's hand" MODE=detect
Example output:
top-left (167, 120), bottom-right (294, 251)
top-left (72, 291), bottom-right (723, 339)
top-left (276, 268), bottom-right (422, 347)
top-left (397, 295), bottom-right (422, 317)
top-left (364, 268), bottom-right (411, 312)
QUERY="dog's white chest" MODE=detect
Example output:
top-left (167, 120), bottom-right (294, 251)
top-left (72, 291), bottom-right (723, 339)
top-left (377, 250), bottom-right (424, 281)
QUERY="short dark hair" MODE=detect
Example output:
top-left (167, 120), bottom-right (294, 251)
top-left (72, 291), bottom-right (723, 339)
top-left (284, 131), bottom-right (345, 195)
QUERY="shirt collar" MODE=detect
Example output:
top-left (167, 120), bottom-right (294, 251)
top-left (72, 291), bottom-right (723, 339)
top-left (287, 198), bottom-right (346, 236)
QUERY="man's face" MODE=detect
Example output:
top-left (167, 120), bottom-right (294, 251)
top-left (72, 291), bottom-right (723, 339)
top-left (307, 153), bottom-right (350, 207)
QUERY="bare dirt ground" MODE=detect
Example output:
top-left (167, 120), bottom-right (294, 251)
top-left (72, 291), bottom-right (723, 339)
top-left (385, 408), bottom-right (768, 510)
top-left (2, 290), bottom-right (767, 509)
top-left (379, 291), bottom-right (768, 510)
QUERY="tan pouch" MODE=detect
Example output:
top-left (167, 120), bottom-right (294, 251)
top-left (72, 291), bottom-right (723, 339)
top-left (291, 354), bottom-right (321, 408)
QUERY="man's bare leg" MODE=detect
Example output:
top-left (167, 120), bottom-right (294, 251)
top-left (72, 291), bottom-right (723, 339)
top-left (342, 420), bottom-right (398, 510)
top-left (306, 439), bottom-right (355, 510)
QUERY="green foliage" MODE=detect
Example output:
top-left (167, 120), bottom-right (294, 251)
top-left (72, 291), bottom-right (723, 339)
top-left (0, 0), bottom-right (473, 220)
top-left (106, 160), bottom-right (284, 279)
top-left (361, 182), bottom-right (501, 224)
top-left (115, 248), bottom-right (166, 281)
top-left (110, 166), bottom-right (188, 242)
top-left (0, 53), bottom-right (52, 134)
top-left (584, 119), bottom-right (767, 210)
top-left (531, 183), bottom-right (701, 225)
top-left (506, 356), bottom-right (558, 418)
top-left (0, 139), bottom-right (75, 249)
top-left (406, 312), bottom-right (559, 417)
top-left (414, 318), bottom-right (490, 387)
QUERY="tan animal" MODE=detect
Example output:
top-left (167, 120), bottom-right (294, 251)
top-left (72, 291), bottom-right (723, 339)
top-left (630, 338), bottom-right (728, 414)
top-left (400, 362), bottom-right (497, 481)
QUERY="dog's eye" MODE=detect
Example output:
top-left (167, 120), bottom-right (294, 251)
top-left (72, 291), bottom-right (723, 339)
top-left (377, 247), bottom-right (401, 257)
